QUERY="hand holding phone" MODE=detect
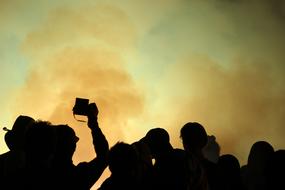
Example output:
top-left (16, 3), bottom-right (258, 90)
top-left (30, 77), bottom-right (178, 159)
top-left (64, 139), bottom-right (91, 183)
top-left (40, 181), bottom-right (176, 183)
top-left (87, 103), bottom-right (99, 118)
top-left (73, 98), bottom-right (98, 122)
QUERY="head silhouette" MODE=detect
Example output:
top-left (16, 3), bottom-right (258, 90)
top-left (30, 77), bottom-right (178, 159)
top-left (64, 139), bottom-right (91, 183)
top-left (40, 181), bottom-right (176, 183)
top-left (25, 120), bottom-right (56, 162)
top-left (4, 115), bottom-right (35, 150)
top-left (54, 125), bottom-right (79, 160)
top-left (108, 142), bottom-right (138, 177)
top-left (218, 154), bottom-right (244, 190)
top-left (143, 128), bottom-right (172, 158)
top-left (218, 154), bottom-right (240, 177)
top-left (247, 141), bottom-right (274, 171)
top-left (180, 122), bottom-right (208, 152)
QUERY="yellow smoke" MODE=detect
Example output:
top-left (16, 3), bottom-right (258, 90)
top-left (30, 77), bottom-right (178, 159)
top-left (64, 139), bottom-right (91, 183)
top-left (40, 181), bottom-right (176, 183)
top-left (153, 54), bottom-right (285, 163)
top-left (1, 0), bottom-right (285, 189)
top-left (10, 4), bottom-right (144, 188)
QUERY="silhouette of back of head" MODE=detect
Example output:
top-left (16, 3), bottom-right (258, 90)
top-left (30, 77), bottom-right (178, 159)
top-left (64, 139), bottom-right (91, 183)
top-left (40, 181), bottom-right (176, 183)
top-left (25, 121), bottom-right (56, 162)
top-left (248, 141), bottom-right (274, 170)
top-left (144, 128), bottom-right (172, 158)
top-left (218, 154), bottom-right (240, 178)
top-left (180, 122), bottom-right (208, 152)
top-left (5, 115), bottom-right (35, 150)
top-left (53, 124), bottom-right (79, 160)
top-left (218, 154), bottom-right (244, 190)
top-left (108, 142), bottom-right (138, 177)
top-left (242, 141), bottom-right (274, 190)
top-left (100, 143), bottom-right (139, 190)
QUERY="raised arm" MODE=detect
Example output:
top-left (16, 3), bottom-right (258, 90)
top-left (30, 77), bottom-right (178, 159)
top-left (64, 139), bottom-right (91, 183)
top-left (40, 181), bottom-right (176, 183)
top-left (87, 103), bottom-right (109, 159)
top-left (76, 102), bottom-right (109, 189)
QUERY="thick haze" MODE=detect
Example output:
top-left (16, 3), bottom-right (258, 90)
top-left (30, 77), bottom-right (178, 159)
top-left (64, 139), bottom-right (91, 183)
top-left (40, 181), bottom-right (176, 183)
top-left (1, 0), bottom-right (285, 188)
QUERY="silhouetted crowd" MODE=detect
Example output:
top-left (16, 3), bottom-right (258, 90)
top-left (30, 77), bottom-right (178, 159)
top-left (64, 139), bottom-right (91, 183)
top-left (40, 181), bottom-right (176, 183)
top-left (0, 102), bottom-right (284, 190)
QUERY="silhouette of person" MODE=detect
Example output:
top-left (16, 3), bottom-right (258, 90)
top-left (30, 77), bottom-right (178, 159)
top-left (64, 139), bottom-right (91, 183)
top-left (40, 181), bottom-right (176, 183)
top-left (52, 102), bottom-right (109, 190)
top-left (202, 135), bottom-right (220, 163)
top-left (180, 122), bottom-right (219, 190)
top-left (266, 149), bottom-right (285, 190)
top-left (99, 142), bottom-right (140, 190)
top-left (0, 115), bottom-right (35, 189)
top-left (218, 154), bottom-right (245, 190)
top-left (6, 120), bottom-right (57, 190)
top-left (143, 128), bottom-right (188, 190)
top-left (132, 136), bottom-right (154, 190)
top-left (241, 141), bottom-right (274, 190)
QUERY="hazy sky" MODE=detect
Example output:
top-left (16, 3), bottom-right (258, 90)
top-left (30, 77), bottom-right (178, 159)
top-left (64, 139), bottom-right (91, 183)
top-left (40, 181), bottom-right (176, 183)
top-left (1, 0), bottom-right (285, 188)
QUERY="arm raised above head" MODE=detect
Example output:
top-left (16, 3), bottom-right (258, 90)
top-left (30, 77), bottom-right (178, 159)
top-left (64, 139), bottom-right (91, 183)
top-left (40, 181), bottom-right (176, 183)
top-left (75, 103), bottom-right (109, 189)
top-left (87, 103), bottom-right (109, 159)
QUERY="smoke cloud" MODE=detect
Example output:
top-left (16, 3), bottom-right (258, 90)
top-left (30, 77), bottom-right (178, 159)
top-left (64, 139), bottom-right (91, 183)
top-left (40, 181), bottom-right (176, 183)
top-left (137, 0), bottom-right (285, 163)
top-left (1, 0), bottom-right (285, 188)
top-left (10, 4), bottom-right (144, 188)
top-left (154, 55), bottom-right (285, 162)
top-left (14, 2), bottom-right (144, 154)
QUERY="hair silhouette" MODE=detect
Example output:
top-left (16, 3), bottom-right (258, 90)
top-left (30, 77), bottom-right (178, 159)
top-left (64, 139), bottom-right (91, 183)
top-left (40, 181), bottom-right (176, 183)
top-left (53, 124), bottom-right (79, 162)
top-left (241, 141), bottom-right (274, 190)
top-left (109, 142), bottom-right (138, 176)
top-left (218, 154), bottom-right (245, 190)
top-left (144, 128), bottom-right (172, 159)
top-left (25, 121), bottom-right (56, 162)
top-left (99, 142), bottom-right (139, 190)
top-left (181, 122), bottom-right (208, 153)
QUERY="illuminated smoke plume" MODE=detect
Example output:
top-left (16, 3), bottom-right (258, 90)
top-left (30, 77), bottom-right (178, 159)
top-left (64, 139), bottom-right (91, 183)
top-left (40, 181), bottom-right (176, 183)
top-left (11, 4), bottom-right (143, 188)
top-left (154, 55), bottom-right (285, 164)
top-left (2, 1), bottom-right (285, 188)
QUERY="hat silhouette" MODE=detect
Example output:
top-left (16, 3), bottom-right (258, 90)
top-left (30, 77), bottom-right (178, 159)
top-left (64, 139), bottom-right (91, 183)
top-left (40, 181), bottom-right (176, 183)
top-left (4, 115), bottom-right (35, 150)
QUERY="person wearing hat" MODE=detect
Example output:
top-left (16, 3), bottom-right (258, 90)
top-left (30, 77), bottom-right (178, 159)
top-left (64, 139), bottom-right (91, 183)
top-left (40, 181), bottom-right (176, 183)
top-left (0, 115), bottom-right (35, 182)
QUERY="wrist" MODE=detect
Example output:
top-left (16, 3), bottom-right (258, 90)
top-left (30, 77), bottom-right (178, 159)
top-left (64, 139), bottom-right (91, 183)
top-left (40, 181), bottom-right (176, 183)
top-left (88, 118), bottom-right (98, 128)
